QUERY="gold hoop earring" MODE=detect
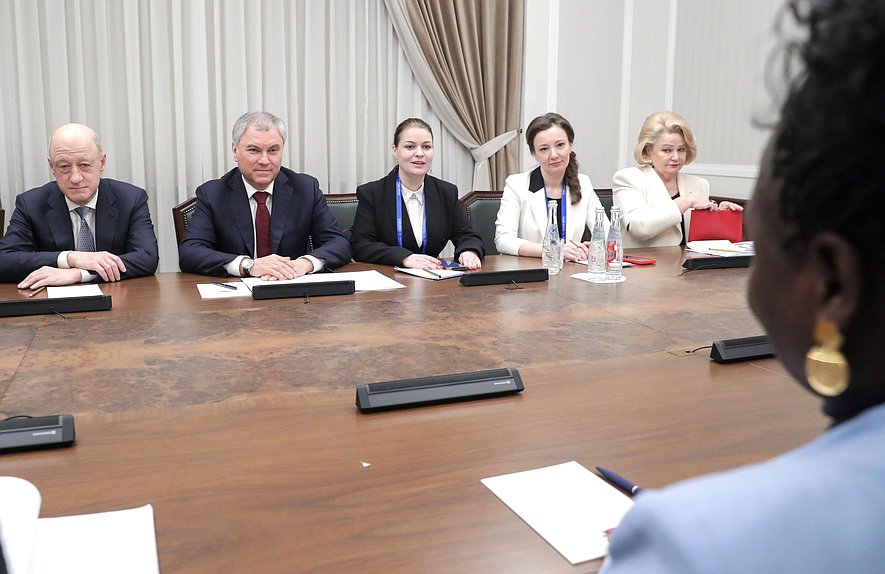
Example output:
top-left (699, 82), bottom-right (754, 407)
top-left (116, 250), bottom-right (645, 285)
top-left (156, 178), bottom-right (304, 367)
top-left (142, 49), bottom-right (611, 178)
top-left (805, 320), bottom-right (850, 397)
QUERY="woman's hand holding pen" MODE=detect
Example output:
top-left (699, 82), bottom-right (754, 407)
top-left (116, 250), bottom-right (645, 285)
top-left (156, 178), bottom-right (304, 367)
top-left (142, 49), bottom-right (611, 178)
top-left (565, 240), bottom-right (589, 261)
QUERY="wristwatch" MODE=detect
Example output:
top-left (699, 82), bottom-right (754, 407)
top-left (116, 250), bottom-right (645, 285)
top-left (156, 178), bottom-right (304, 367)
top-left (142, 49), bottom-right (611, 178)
top-left (241, 258), bottom-right (255, 277)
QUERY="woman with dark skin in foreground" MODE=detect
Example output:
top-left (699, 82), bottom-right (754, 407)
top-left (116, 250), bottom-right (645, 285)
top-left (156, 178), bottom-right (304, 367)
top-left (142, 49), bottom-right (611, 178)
top-left (602, 1), bottom-right (885, 572)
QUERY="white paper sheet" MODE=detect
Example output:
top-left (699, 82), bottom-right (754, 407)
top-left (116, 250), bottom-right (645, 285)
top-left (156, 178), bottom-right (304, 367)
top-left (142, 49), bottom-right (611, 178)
top-left (394, 267), bottom-right (464, 280)
top-left (196, 281), bottom-right (252, 299)
top-left (242, 270), bottom-right (405, 292)
top-left (0, 477), bottom-right (42, 574)
top-left (46, 284), bottom-right (104, 298)
top-left (482, 461), bottom-right (634, 564)
top-left (0, 477), bottom-right (159, 574)
top-left (686, 240), bottom-right (755, 257)
top-left (29, 504), bottom-right (159, 574)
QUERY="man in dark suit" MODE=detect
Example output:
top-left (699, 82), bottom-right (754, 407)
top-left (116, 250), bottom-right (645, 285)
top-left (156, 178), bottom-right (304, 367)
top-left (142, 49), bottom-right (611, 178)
top-left (178, 112), bottom-right (350, 278)
top-left (0, 123), bottom-right (159, 288)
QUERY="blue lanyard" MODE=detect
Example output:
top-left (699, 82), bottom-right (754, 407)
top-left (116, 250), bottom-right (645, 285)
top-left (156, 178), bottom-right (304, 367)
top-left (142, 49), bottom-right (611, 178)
top-left (395, 175), bottom-right (427, 253)
top-left (544, 183), bottom-right (567, 240)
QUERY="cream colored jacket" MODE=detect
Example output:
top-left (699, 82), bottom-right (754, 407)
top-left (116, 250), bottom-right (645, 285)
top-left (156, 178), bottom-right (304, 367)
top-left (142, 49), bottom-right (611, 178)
top-left (494, 167), bottom-right (608, 256)
top-left (613, 166), bottom-right (710, 248)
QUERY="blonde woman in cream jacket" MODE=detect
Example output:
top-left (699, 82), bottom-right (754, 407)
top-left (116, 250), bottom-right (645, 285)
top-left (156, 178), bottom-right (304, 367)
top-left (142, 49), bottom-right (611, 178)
top-left (613, 112), bottom-right (742, 248)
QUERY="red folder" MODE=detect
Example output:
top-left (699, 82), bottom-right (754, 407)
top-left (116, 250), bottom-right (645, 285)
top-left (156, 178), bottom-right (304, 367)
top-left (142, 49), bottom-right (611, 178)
top-left (688, 209), bottom-right (743, 243)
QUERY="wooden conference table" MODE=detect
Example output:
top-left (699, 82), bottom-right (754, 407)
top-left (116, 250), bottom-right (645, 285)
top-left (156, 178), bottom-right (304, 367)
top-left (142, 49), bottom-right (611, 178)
top-left (0, 250), bottom-right (827, 573)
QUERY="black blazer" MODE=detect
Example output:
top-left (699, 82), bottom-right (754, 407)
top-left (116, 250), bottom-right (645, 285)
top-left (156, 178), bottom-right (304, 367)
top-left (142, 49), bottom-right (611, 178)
top-left (350, 168), bottom-right (484, 266)
top-left (178, 167), bottom-right (351, 276)
top-left (0, 179), bottom-right (159, 283)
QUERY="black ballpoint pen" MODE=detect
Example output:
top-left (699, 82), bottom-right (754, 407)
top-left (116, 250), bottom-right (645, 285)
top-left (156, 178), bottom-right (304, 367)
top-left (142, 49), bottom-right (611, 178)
top-left (212, 282), bottom-right (238, 291)
top-left (596, 466), bottom-right (643, 495)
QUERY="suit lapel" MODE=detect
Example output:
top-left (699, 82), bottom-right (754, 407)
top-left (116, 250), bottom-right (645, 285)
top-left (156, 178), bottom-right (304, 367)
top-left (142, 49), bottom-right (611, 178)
top-left (528, 167), bottom-right (550, 237)
top-left (644, 166), bottom-right (670, 200)
top-left (94, 182), bottom-right (118, 250)
top-left (227, 173), bottom-right (256, 256)
top-left (531, 189), bottom-right (549, 238)
top-left (423, 177), bottom-right (440, 249)
top-left (564, 195), bottom-right (577, 241)
top-left (269, 170), bottom-right (292, 254)
top-left (46, 185), bottom-right (76, 250)
top-left (383, 170), bottom-right (401, 242)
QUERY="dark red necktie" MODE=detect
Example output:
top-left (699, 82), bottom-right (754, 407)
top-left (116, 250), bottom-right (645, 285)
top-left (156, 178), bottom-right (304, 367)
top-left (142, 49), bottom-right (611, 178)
top-left (253, 191), bottom-right (271, 258)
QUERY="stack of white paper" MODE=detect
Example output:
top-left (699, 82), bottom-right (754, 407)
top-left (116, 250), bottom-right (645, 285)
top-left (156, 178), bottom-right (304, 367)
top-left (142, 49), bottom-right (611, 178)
top-left (0, 477), bottom-right (159, 574)
top-left (242, 269), bottom-right (405, 292)
top-left (686, 240), bottom-right (755, 257)
top-left (46, 284), bottom-right (104, 298)
top-left (393, 267), bottom-right (464, 280)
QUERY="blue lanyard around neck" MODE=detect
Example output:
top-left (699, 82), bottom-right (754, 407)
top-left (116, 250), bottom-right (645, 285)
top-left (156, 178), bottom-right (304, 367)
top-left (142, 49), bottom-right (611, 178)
top-left (544, 182), bottom-right (568, 240)
top-left (395, 174), bottom-right (427, 253)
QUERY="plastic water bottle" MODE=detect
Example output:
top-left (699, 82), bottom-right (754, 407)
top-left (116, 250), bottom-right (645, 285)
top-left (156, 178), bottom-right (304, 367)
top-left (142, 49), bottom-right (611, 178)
top-left (541, 202), bottom-right (563, 276)
top-left (588, 207), bottom-right (607, 280)
top-left (606, 206), bottom-right (623, 281)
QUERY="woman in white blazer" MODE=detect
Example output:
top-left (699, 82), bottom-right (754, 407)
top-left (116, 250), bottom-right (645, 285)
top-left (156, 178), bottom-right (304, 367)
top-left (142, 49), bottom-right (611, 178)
top-left (495, 113), bottom-right (609, 260)
top-left (613, 111), bottom-right (742, 248)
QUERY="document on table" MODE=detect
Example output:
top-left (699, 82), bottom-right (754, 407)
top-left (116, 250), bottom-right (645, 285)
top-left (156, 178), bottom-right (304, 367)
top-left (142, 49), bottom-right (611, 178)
top-left (481, 461), bottom-right (634, 564)
top-left (242, 270), bottom-right (405, 292)
top-left (574, 259), bottom-right (633, 267)
top-left (196, 281), bottom-right (252, 299)
top-left (394, 267), bottom-right (465, 280)
top-left (46, 284), bottom-right (104, 298)
top-left (686, 240), bottom-right (755, 257)
top-left (0, 476), bottom-right (159, 574)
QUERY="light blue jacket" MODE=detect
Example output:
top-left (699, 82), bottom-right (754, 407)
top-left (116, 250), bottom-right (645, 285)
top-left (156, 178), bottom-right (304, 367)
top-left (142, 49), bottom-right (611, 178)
top-left (602, 401), bottom-right (885, 573)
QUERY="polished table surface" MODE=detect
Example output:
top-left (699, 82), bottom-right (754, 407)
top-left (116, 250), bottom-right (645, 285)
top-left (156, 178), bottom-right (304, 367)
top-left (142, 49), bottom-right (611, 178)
top-left (0, 250), bottom-right (827, 573)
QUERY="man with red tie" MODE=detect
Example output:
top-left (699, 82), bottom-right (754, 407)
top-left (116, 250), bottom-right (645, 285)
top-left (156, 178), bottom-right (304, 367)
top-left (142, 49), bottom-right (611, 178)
top-left (178, 112), bottom-right (350, 279)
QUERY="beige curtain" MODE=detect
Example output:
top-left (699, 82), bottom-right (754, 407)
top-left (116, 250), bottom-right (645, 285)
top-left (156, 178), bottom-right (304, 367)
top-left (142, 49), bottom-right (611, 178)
top-left (384, 0), bottom-right (524, 191)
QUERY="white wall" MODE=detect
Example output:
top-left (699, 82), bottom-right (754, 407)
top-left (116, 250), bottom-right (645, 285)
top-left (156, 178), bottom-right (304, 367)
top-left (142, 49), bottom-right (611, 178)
top-left (523, 0), bottom-right (782, 200)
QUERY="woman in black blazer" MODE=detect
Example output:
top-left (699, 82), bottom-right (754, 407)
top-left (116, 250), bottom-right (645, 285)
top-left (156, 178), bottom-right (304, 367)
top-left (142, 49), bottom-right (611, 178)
top-left (350, 118), bottom-right (484, 269)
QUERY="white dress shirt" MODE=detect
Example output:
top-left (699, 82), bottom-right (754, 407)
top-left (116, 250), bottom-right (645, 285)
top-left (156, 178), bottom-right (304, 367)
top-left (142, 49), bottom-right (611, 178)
top-left (403, 183), bottom-right (425, 248)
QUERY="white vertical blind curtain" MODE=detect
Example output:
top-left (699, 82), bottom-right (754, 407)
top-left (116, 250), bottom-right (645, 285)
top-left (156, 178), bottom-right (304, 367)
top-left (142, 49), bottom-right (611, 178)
top-left (0, 0), bottom-right (473, 272)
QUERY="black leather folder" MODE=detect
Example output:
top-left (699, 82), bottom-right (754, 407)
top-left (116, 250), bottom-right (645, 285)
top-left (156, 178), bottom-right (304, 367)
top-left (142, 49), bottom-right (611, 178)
top-left (681, 254), bottom-right (752, 271)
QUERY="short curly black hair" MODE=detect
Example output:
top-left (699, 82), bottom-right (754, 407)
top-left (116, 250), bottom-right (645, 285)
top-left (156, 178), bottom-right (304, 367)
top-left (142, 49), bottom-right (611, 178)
top-left (774, 0), bottom-right (885, 256)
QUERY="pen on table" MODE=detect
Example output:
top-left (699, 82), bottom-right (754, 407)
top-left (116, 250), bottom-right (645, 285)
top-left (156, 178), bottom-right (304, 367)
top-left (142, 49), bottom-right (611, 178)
top-left (596, 466), bottom-right (643, 495)
top-left (569, 239), bottom-right (587, 259)
top-left (28, 285), bottom-right (47, 298)
top-left (212, 282), bottom-right (238, 291)
top-left (425, 269), bottom-right (443, 279)
top-left (708, 247), bottom-right (741, 253)
top-left (569, 239), bottom-right (588, 251)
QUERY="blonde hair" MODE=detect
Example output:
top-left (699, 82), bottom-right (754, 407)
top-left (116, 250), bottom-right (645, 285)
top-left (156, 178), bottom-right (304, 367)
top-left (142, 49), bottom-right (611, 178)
top-left (633, 111), bottom-right (697, 166)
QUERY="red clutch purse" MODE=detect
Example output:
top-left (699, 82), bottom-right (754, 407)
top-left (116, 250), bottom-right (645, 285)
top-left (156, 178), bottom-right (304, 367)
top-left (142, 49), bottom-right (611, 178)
top-left (688, 209), bottom-right (743, 243)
